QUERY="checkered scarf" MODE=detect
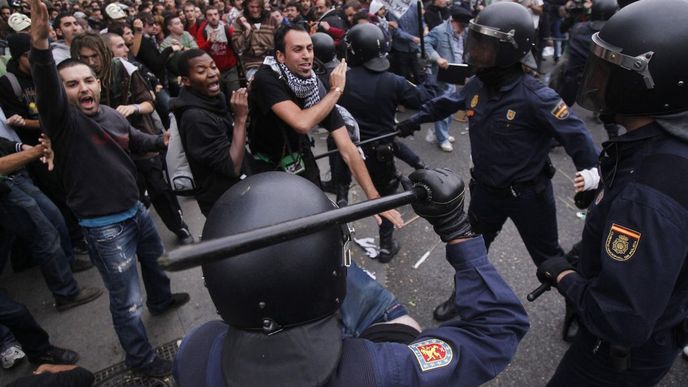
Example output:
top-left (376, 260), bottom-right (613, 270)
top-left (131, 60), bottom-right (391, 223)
top-left (277, 62), bottom-right (321, 108)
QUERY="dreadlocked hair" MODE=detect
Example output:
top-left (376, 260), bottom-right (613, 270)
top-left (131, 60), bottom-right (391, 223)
top-left (70, 31), bottom-right (114, 91)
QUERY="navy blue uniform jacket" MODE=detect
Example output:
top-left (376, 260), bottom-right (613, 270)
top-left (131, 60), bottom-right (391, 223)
top-left (173, 237), bottom-right (529, 386)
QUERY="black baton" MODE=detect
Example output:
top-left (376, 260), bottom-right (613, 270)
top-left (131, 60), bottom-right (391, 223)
top-left (527, 283), bottom-right (551, 302)
top-left (158, 186), bottom-right (427, 271)
top-left (313, 130), bottom-right (401, 160)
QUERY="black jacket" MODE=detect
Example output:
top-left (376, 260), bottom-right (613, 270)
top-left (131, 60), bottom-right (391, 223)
top-left (170, 88), bottom-right (241, 215)
top-left (30, 47), bottom-right (164, 219)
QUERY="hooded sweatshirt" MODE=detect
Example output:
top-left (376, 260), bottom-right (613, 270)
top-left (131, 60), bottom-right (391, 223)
top-left (170, 87), bottom-right (241, 215)
top-left (50, 40), bottom-right (71, 65)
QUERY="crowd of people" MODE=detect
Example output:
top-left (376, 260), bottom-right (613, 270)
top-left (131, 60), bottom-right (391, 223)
top-left (0, 0), bottom-right (687, 386)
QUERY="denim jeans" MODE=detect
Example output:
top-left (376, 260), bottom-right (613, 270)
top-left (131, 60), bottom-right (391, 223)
top-left (0, 323), bottom-right (17, 351)
top-left (433, 82), bottom-right (455, 145)
top-left (83, 202), bottom-right (171, 368)
top-left (339, 262), bottom-right (408, 337)
top-left (0, 172), bottom-right (79, 299)
top-left (0, 291), bottom-right (50, 358)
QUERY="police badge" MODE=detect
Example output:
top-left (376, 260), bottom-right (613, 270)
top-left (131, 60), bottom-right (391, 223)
top-left (605, 223), bottom-right (641, 261)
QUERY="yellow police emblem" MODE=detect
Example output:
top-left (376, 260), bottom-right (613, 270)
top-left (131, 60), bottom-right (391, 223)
top-left (506, 109), bottom-right (516, 121)
top-left (470, 95), bottom-right (479, 108)
top-left (605, 223), bottom-right (641, 262)
top-left (551, 99), bottom-right (570, 120)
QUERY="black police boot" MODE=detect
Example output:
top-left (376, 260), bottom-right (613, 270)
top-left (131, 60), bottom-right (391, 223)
top-left (378, 234), bottom-right (400, 264)
top-left (336, 184), bottom-right (349, 207)
top-left (433, 292), bottom-right (460, 321)
top-left (412, 160), bottom-right (427, 170)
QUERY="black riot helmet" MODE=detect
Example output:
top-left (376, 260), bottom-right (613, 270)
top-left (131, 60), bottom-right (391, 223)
top-left (591, 0), bottom-right (618, 21)
top-left (201, 172), bottom-right (349, 332)
top-left (577, 0), bottom-right (688, 116)
top-left (312, 32), bottom-right (336, 63)
top-left (345, 23), bottom-right (389, 72)
top-left (465, 1), bottom-right (534, 69)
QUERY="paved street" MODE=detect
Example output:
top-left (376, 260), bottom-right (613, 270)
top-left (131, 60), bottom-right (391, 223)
top-left (2, 87), bottom-right (687, 386)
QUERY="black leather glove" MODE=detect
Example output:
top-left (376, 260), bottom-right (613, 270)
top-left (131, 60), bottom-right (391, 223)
top-left (536, 257), bottom-right (575, 287)
top-left (404, 168), bottom-right (473, 242)
top-left (396, 118), bottom-right (421, 138)
top-left (574, 190), bottom-right (596, 209)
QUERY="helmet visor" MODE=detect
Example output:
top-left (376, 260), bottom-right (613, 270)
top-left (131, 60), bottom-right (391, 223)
top-left (577, 54), bottom-right (615, 112)
top-left (466, 20), bottom-right (517, 68)
top-left (577, 33), bottom-right (656, 112)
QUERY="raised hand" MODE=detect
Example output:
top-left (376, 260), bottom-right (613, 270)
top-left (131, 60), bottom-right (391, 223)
top-left (30, 0), bottom-right (50, 49)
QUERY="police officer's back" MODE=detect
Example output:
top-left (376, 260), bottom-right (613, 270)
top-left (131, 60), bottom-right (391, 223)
top-left (173, 170), bottom-right (529, 387)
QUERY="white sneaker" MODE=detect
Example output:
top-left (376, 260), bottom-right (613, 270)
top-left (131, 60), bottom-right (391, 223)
top-left (1, 345), bottom-right (25, 369)
top-left (425, 129), bottom-right (436, 144)
top-left (448, 135), bottom-right (455, 143)
top-left (439, 141), bottom-right (453, 152)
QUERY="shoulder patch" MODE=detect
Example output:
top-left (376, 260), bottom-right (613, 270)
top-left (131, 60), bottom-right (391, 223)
top-left (551, 99), bottom-right (570, 120)
top-left (408, 338), bottom-right (453, 372)
top-left (605, 223), bottom-right (641, 262)
top-left (470, 94), bottom-right (479, 108)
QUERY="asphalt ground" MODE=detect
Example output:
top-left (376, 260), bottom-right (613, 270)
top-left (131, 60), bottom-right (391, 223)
top-left (2, 68), bottom-right (688, 385)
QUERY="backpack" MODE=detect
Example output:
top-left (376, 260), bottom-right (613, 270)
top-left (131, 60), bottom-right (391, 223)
top-left (164, 112), bottom-right (196, 196)
top-left (4, 72), bottom-right (22, 100)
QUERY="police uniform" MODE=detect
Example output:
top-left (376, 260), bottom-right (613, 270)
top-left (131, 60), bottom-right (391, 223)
top-left (411, 73), bottom-right (599, 266)
top-left (558, 21), bottom-right (598, 106)
top-left (337, 66), bottom-right (427, 257)
top-left (339, 66), bottom-right (425, 195)
top-left (174, 237), bottom-right (529, 387)
top-left (548, 122), bottom-right (688, 385)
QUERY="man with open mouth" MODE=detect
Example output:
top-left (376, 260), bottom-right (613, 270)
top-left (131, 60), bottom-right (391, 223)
top-left (28, 0), bottom-right (189, 378)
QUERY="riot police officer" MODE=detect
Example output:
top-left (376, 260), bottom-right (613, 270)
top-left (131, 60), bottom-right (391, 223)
top-left (535, 0), bottom-right (688, 384)
top-left (397, 1), bottom-right (599, 321)
top-left (556, 0), bottom-right (619, 138)
top-left (337, 24), bottom-right (430, 263)
top-left (173, 169), bottom-right (529, 387)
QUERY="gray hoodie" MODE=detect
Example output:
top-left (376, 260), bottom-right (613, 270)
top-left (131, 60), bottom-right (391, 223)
top-left (50, 40), bottom-right (71, 65)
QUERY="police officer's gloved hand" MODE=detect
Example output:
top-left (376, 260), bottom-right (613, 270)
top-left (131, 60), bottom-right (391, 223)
top-left (536, 257), bottom-right (575, 288)
top-left (396, 118), bottom-right (421, 138)
top-left (404, 168), bottom-right (473, 242)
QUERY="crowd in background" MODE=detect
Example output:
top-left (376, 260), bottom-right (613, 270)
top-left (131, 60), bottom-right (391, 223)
top-left (0, 0), bottom-right (603, 384)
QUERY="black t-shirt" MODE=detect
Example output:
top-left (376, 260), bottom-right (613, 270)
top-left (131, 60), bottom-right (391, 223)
top-left (248, 65), bottom-right (345, 163)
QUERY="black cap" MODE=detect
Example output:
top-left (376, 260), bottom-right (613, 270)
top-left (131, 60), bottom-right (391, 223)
top-left (450, 5), bottom-right (473, 24)
top-left (8, 33), bottom-right (30, 62)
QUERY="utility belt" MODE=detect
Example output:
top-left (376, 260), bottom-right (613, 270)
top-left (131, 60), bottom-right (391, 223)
top-left (361, 139), bottom-right (396, 163)
top-left (470, 161), bottom-right (555, 198)
top-left (579, 318), bottom-right (688, 372)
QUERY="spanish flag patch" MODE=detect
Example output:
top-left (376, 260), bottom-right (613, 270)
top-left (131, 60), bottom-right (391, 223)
top-left (551, 100), bottom-right (570, 120)
top-left (605, 223), bottom-right (641, 262)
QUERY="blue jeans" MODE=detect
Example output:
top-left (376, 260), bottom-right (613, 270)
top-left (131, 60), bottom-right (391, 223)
top-left (0, 172), bottom-right (79, 299)
top-left (339, 262), bottom-right (408, 337)
top-left (83, 202), bottom-right (171, 368)
top-left (433, 82), bottom-right (455, 144)
top-left (0, 291), bottom-right (50, 358)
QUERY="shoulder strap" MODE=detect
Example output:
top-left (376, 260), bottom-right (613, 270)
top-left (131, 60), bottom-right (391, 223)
top-left (4, 72), bottom-right (22, 100)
